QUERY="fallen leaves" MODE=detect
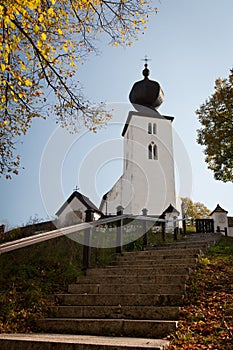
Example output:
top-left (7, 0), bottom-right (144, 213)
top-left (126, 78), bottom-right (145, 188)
top-left (167, 243), bottom-right (233, 350)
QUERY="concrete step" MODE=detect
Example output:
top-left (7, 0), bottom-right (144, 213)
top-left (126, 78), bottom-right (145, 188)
top-left (111, 257), bottom-right (198, 266)
top-left (55, 293), bottom-right (183, 306)
top-left (49, 305), bottom-right (180, 320)
top-left (37, 318), bottom-right (178, 338)
top-left (146, 240), bottom-right (217, 250)
top-left (119, 248), bottom-right (203, 258)
top-left (87, 266), bottom-right (192, 276)
top-left (0, 334), bottom-right (170, 350)
top-left (68, 283), bottom-right (185, 295)
top-left (76, 274), bottom-right (189, 285)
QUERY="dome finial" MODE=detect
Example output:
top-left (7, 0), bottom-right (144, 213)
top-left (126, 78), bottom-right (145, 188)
top-left (129, 56), bottom-right (164, 110)
top-left (142, 55), bottom-right (151, 78)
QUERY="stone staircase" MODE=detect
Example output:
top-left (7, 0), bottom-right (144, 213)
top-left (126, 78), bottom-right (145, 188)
top-left (0, 233), bottom-right (222, 350)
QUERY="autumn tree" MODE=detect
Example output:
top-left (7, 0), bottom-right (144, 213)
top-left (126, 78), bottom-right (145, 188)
top-left (196, 68), bottom-right (233, 182)
top-left (181, 197), bottom-right (211, 224)
top-left (0, 0), bottom-right (156, 178)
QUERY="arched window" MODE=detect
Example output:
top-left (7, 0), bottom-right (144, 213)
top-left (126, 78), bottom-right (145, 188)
top-left (153, 144), bottom-right (158, 160)
top-left (148, 123), bottom-right (152, 134)
top-left (148, 143), bottom-right (158, 160)
top-left (148, 144), bottom-right (153, 159)
top-left (153, 123), bottom-right (157, 134)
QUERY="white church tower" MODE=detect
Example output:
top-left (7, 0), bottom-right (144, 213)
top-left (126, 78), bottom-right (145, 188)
top-left (100, 62), bottom-right (177, 216)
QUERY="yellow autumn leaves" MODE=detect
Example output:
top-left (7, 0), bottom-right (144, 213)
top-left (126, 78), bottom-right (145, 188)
top-left (0, 0), bottom-right (155, 177)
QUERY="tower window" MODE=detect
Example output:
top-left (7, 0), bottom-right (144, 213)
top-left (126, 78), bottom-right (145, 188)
top-left (148, 143), bottom-right (158, 160)
top-left (148, 123), bottom-right (152, 134)
top-left (148, 144), bottom-right (152, 159)
top-left (153, 123), bottom-right (157, 134)
top-left (148, 122), bottom-right (156, 134)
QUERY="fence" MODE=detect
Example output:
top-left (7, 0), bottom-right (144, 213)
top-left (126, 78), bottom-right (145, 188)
top-left (0, 207), bottom-right (185, 270)
top-left (195, 219), bottom-right (214, 233)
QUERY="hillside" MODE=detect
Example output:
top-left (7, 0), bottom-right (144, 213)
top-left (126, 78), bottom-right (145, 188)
top-left (0, 233), bottom-right (232, 350)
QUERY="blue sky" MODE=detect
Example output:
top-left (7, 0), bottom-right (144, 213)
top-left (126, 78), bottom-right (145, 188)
top-left (1, 0), bottom-right (233, 228)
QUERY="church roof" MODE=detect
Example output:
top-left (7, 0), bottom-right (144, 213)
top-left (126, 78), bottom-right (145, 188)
top-left (56, 191), bottom-right (103, 216)
top-left (162, 204), bottom-right (180, 216)
top-left (210, 204), bottom-right (228, 216)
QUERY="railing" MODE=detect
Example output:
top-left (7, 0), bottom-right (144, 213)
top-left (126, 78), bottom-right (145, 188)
top-left (0, 207), bottom-right (186, 270)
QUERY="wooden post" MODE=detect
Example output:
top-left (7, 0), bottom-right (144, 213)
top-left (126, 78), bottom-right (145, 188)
top-left (173, 216), bottom-right (177, 241)
top-left (161, 213), bottom-right (166, 242)
top-left (174, 227), bottom-right (178, 241)
top-left (183, 215), bottom-right (187, 235)
top-left (142, 208), bottom-right (148, 247)
top-left (82, 209), bottom-right (94, 271)
top-left (116, 206), bottom-right (124, 254)
top-left (224, 227), bottom-right (228, 237)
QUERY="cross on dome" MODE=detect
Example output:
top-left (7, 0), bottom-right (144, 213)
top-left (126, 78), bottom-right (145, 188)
top-left (141, 55), bottom-right (151, 65)
top-left (141, 55), bottom-right (151, 78)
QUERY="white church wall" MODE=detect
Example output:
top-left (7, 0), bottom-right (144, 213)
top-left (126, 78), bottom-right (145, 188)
top-left (100, 175), bottom-right (134, 215)
top-left (211, 211), bottom-right (228, 233)
top-left (125, 113), bottom-right (176, 215)
top-left (102, 111), bottom-right (177, 216)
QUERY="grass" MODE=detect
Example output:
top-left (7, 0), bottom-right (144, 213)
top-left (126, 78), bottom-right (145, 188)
top-left (167, 236), bottom-right (233, 350)
top-left (0, 236), bottom-right (84, 333)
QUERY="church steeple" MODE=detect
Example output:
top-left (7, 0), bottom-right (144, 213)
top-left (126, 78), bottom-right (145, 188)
top-left (129, 60), bottom-right (164, 111)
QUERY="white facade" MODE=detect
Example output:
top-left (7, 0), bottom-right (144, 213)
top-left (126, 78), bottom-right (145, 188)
top-left (211, 211), bottom-right (228, 233)
top-left (210, 204), bottom-right (233, 237)
top-left (56, 193), bottom-right (101, 228)
top-left (100, 109), bottom-right (177, 216)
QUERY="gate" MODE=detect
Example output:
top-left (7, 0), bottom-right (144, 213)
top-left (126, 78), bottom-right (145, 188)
top-left (196, 219), bottom-right (214, 233)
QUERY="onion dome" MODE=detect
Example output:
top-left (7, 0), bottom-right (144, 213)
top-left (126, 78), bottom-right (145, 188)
top-left (129, 63), bottom-right (164, 111)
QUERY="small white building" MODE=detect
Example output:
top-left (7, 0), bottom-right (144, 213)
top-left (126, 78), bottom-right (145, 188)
top-left (56, 191), bottom-right (103, 228)
top-left (210, 204), bottom-right (233, 237)
top-left (100, 63), bottom-right (180, 217)
top-left (163, 204), bottom-right (180, 232)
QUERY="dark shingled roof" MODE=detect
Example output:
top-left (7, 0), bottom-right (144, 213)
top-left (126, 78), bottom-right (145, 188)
top-left (56, 191), bottom-right (103, 216)
top-left (162, 204), bottom-right (180, 216)
top-left (210, 204), bottom-right (228, 216)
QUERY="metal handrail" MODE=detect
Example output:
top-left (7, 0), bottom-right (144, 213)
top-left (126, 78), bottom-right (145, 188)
top-left (0, 214), bottom-right (184, 255)
top-left (0, 214), bottom-right (128, 254)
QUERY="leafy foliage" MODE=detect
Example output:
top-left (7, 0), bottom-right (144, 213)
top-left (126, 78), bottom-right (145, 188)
top-left (167, 237), bottom-right (233, 349)
top-left (0, 0), bottom-right (156, 177)
top-left (181, 197), bottom-right (211, 224)
top-left (196, 68), bottom-right (233, 182)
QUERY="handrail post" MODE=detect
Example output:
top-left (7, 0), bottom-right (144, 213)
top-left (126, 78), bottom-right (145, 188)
top-left (116, 206), bottom-right (124, 254)
top-left (174, 227), bottom-right (178, 241)
top-left (161, 213), bottom-right (166, 242)
top-left (142, 208), bottom-right (148, 247)
top-left (82, 209), bottom-right (94, 271)
top-left (182, 215), bottom-right (187, 236)
top-left (173, 216), bottom-right (178, 241)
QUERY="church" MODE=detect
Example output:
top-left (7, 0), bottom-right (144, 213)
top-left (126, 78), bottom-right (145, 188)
top-left (99, 62), bottom-right (180, 218)
top-left (55, 61), bottom-right (181, 225)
